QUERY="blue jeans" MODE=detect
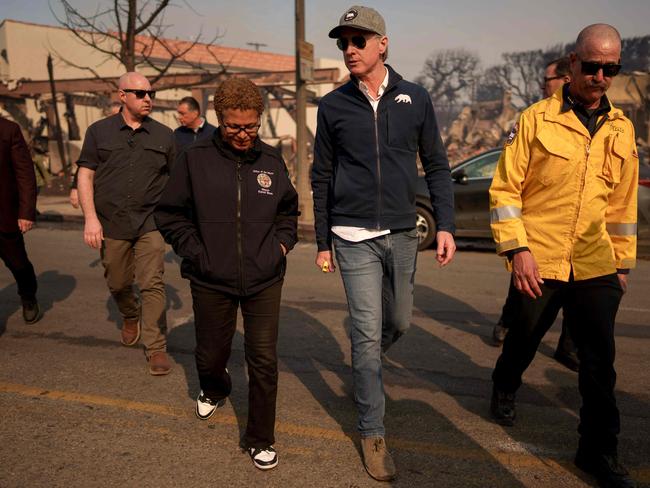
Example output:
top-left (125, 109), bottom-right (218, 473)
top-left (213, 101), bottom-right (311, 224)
top-left (333, 229), bottom-right (418, 437)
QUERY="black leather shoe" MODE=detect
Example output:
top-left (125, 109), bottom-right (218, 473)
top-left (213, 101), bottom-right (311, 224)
top-left (22, 300), bottom-right (42, 324)
top-left (490, 386), bottom-right (516, 426)
top-left (575, 450), bottom-right (636, 488)
top-left (554, 350), bottom-right (580, 372)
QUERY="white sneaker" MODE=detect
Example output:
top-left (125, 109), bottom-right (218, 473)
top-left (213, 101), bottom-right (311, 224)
top-left (195, 390), bottom-right (226, 420)
top-left (249, 446), bottom-right (278, 470)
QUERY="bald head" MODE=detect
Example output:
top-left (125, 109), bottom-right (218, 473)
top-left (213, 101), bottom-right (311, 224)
top-left (118, 72), bottom-right (151, 91)
top-left (575, 24), bottom-right (621, 57)
top-left (569, 24), bottom-right (622, 109)
top-left (118, 72), bottom-right (154, 121)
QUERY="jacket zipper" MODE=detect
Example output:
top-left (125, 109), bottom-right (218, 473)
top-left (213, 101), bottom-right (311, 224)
top-left (236, 162), bottom-right (244, 294)
top-left (353, 73), bottom-right (398, 230)
top-left (569, 139), bottom-right (592, 263)
top-left (568, 114), bottom-right (610, 265)
top-left (374, 109), bottom-right (382, 229)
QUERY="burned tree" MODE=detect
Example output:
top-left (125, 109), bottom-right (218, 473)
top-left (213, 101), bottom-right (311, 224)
top-left (51, 0), bottom-right (223, 85)
top-left (415, 48), bottom-right (480, 128)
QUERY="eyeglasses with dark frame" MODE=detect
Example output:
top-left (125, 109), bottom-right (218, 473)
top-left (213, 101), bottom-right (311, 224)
top-left (578, 58), bottom-right (622, 77)
top-left (222, 122), bottom-right (261, 136)
top-left (542, 75), bottom-right (565, 84)
top-left (336, 35), bottom-right (371, 51)
top-left (122, 88), bottom-right (157, 99)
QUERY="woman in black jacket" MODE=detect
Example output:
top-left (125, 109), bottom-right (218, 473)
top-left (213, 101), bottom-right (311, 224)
top-left (154, 78), bottom-right (298, 470)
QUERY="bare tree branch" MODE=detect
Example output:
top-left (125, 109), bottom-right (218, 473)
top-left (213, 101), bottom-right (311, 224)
top-left (134, 0), bottom-right (170, 34)
top-left (416, 48), bottom-right (480, 105)
top-left (52, 0), bottom-right (224, 85)
top-left (49, 47), bottom-right (119, 89)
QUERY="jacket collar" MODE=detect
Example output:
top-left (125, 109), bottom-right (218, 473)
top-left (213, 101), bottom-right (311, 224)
top-left (349, 64), bottom-right (403, 95)
top-left (212, 129), bottom-right (262, 165)
top-left (542, 85), bottom-right (624, 137)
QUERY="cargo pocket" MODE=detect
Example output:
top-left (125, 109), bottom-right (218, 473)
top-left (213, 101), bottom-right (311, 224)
top-left (602, 135), bottom-right (627, 184)
top-left (143, 142), bottom-right (169, 173)
top-left (534, 128), bottom-right (576, 186)
top-left (97, 143), bottom-right (124, 165)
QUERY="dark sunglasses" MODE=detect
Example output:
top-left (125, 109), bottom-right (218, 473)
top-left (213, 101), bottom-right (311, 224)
top-left (122, 88), bottom-right (156, 99)
top-left (579, 60), bottom-right (621, 77)
top-left (336, 35), bottom-right (368, 51)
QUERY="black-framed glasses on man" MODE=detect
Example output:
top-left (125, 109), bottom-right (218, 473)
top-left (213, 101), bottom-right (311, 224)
top-left (542, 75), bottom-right (565, 84)
top-left (122, 89), bottom-right (157, 99)
top-left (223, 123), bottom-right (261, 136)
top-left (579, 59), bottom-right (621, 77)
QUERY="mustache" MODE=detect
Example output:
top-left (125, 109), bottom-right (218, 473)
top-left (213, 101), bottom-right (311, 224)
top-left (587, 80), bottom-right (608, 89)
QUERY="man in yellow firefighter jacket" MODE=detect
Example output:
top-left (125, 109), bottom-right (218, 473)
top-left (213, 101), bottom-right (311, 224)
top-left (489, 24), bottom-right (638, 488)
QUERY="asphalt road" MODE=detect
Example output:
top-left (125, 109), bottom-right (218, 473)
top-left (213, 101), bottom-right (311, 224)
top-left (1, 227), bottom-right (648, 488)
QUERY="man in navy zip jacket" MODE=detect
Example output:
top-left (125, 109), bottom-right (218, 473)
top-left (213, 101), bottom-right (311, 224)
top-left (311, 5), bottom-right (456, 482)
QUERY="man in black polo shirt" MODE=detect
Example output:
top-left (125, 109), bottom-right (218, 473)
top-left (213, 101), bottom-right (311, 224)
top-left (173, 96), bottom-right (216, 152)
top-left (77, 72), bottom-right (175, 376)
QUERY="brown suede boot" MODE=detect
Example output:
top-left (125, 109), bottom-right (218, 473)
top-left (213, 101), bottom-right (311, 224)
top-left (120, 318), bottom-right (140, 346)
top-left (148, 351), bottom-right (171, 376)
top-left (360, 436), bottom-right (396, 481)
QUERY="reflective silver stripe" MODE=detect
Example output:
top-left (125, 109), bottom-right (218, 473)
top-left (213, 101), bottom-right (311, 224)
top-left (490, 206), bottom-right (522, 223)
top-left (606, 223), bottom-right (637, 236)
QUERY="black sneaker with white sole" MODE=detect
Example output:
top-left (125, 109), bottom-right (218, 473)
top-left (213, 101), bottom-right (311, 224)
top-left (195, 390), bottom-right (226, 420)
top-left (249, 446), bottom-right (278, 470)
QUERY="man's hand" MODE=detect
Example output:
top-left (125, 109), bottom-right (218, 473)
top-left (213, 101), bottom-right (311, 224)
top-left (17, 219), bottom-right (34, 233)
top-left (69, 189), bottom-right (80, 209)
top-left (280, 243), bottom-right (287, 256)
top-left (84, 217), bottom-right (104, 249)
top-left (617, 273), bottom-right (628, 294)
top-left (512, 250), bottom-right (544, 298)
top-left (316, 250), bottom-right (336, 273)
top-left (435, 231), bottom-right (456, 267)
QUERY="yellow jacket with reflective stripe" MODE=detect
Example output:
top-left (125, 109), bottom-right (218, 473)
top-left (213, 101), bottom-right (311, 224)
top-left (489, 90), bottom-right (638, 282)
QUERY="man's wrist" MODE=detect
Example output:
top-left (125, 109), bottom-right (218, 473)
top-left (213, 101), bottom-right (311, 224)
top-left (506, 247), bottom-right (529, 261)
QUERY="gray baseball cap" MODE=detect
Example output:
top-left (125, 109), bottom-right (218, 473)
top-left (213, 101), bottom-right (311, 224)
top-left (328, 5), bottom-right (386, 38)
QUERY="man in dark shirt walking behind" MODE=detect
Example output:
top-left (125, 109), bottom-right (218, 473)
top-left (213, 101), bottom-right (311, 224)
top-left (77, 72), bottom-right (175, 375)
top-left (173, 96), bottom-right (216, 152)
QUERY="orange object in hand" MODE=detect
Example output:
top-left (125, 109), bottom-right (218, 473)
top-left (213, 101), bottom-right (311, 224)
top-left (321, 261), bottom-right (329, 273)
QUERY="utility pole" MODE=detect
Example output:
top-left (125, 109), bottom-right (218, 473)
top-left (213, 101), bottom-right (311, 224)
top-left (47, 54), bottom-right (69, 180)
top-left (295, 0), bottom-right (314, 227)
top-left (246, 42), bottom-right (268, 51)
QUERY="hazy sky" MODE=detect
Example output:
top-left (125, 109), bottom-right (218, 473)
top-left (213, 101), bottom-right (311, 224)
top-left (4, 0), bottom-right (650, 80)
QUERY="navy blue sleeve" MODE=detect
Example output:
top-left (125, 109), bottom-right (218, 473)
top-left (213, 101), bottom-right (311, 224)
top-left (418, 91), bottom-right (455, 234)
top-left (311, 102), bottom-right (335, 251)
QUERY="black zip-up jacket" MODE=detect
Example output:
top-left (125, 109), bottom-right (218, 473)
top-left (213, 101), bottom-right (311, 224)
top-left (154, 132), bottom-right (298, 296)
top-left (311, 65), bottom-right (455, 251)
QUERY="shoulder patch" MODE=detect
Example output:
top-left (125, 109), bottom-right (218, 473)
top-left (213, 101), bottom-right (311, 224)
top-left (505, 123), bottom-right (519, 146)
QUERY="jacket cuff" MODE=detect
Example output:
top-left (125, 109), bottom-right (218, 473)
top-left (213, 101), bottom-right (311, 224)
top-left (435, 225), bottom-right (455, 236)
top-left (505, 247), bottom-right (529, 261)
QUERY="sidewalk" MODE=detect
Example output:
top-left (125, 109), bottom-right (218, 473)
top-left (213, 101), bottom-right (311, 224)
top-left (36, 194), bottom-right (84, 224)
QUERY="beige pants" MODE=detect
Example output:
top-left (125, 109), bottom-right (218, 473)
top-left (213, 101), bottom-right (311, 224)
top-left (101, 231), bottom-right (167, 356)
